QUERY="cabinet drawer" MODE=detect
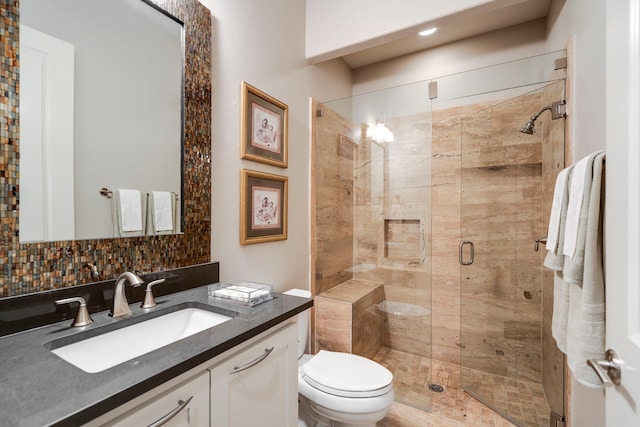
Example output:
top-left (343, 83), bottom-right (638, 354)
top-left (104, 371), bottom-right (209, 427)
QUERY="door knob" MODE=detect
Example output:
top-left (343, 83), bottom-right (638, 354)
top-left (587, 349), bottom-right (622, 386)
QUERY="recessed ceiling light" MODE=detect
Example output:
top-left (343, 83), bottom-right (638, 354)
top-left (419, 27), bottom-right (438, 37)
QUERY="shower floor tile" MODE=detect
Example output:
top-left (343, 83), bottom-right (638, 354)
top-left (375, 347), bottom-right (550, 427)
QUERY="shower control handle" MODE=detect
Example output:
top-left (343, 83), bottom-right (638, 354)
top-left (459, 241), bottom-right (474, 265)
top-left (534, 236), bottom-right (547, 252)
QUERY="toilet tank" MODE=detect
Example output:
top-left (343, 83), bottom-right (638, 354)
top-left (283, 288), bottom-right (310, 358)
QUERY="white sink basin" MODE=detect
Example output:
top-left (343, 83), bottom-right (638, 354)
top-left (51, 308), bottom-right (232, 373)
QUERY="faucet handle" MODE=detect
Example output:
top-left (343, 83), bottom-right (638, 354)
top-left (141, 278), bottom-right (166, 309)
top-left (55, 297), bottom-right (93, 327)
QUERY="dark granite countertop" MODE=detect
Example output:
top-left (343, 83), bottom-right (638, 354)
top-left (0, 285), bottom-right (312, 427)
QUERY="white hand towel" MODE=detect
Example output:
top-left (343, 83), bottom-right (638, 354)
top-left (546, 167), bottom-right (572, 253)
top-left (118, 189), bottom-right (143, 232)
top-left (152, 191), bottom-right (174, 232)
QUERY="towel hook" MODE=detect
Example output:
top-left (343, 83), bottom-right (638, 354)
top-left (99, 188), bottom-right (113, 199)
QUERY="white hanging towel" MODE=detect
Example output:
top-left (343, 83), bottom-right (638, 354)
top-left (563, 155), bottom-right (590, 258)
top-left (544, 166), bottom-right (572, 353)
top-left (149, 191), bottom-right (175, 234)
top-left (544, 151), bottom-right (606, 388)
top-left (564, 152), bottom-right (606, 388)
top-left (546, 166), bottom-right (572, 254)
top-left (116, 189), bottom-right (144, 233)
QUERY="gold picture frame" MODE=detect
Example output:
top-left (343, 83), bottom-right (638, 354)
top-left (240, 169), bottom-right (288, 245)
top-left (240, 82), bottom-right (288, 168)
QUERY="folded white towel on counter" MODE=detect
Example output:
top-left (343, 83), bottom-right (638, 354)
top-left (546, 166), bottom-right (572, 254)
top-left (148, 191), bottom-right (176, 235)
top-left (112, 189), bottom-right (147, 237)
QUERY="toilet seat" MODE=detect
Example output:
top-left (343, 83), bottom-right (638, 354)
top-left (302, 350), bottom-right (393, 398)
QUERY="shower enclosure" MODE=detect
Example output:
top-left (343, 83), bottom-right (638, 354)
top-left (312, 51), bottom-right (567, 426)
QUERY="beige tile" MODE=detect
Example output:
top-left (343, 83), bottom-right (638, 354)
top-left (315, 279), bottom-right (385, 359)
top-left (375, 349), bottom-right (550, 426)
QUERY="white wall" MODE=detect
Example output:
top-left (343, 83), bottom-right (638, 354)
top-left (546, 1), bottom-right (607, 425)
top-left (351, 19), bottom-right (548, 94)
top-left (305, 0), bottom-right (497, 62)
top-left (546, 0), bottom-right (606, 160)
top-left (202, 0), bottom-right (352, 293)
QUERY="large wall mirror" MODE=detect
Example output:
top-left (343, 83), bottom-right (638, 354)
top-left (0, 0), bottom-right (212, 298)
top-left (20, 0), bottom-right (183, 242)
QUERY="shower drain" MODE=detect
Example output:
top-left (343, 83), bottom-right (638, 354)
top-left (429, 383), bottom-right (444, 393)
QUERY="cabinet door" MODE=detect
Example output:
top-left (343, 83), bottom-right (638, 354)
top-left (105, 371), bottom-right (209, 427)
top-left (209, 323), bottom-right (298, 427)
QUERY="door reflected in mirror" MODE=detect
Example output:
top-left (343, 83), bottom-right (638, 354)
top-left (19, 0), bottom-right (184, 242)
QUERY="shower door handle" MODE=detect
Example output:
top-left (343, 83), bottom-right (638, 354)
top-left (459, 241), bottom-right (474, 265)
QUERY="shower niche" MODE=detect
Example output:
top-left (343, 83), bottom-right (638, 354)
top-left (383, 219), bottom-right (422, 262)
top-left (312, 50), bottom-right (567, 426)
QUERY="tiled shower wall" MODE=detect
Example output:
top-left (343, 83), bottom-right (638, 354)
top-left (312, 104), bottom-right (356, 297)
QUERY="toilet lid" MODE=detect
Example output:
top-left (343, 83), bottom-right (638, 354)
top-left (302, 350), bottom-right (393, 398)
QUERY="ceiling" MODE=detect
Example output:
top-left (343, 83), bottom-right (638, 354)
top-left (341, 0), bottom-right (552, 69)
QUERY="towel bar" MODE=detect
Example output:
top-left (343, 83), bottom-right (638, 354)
top-left (99, 188), bottom-right (179, 200)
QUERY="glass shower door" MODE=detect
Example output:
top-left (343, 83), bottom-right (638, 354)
top-left (318, 81), bottom-right (434, 413)
top-left (459, 80), bottom-right (566, 427)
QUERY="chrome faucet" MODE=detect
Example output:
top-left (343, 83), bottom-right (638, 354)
top-left (111, 272), bottom-right (144, 318)
top-left (141, 278), bottom-right (166, 309)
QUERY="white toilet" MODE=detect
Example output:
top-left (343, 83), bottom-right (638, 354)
top-left (284, 289), bottom-right (395, 427)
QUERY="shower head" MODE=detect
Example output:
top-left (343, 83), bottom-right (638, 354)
top-left (519, 100), bottom-right (567, 135)
top-left (519, 120), bottom-right (536, 135)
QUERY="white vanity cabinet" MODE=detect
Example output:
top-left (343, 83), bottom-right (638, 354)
top-left (209, 322), bottom-right (298, 427)
top-left (84, 320), bottom-right (298, 427)
top-left (103, 371), bottom-right (209, 427)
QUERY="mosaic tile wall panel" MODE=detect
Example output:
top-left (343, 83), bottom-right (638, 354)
top-left (0, 0), bottom-right (212, 297)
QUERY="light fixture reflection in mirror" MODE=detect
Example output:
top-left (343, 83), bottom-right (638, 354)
top-left (19, 0), bottom-right (184, 243)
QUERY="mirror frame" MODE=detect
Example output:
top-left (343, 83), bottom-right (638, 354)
top-left (0, 0), bottom-right (212, 298)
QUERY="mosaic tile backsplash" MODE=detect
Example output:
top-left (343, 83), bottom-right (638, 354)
top-left (0, 0), bottom-right (212, 297)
